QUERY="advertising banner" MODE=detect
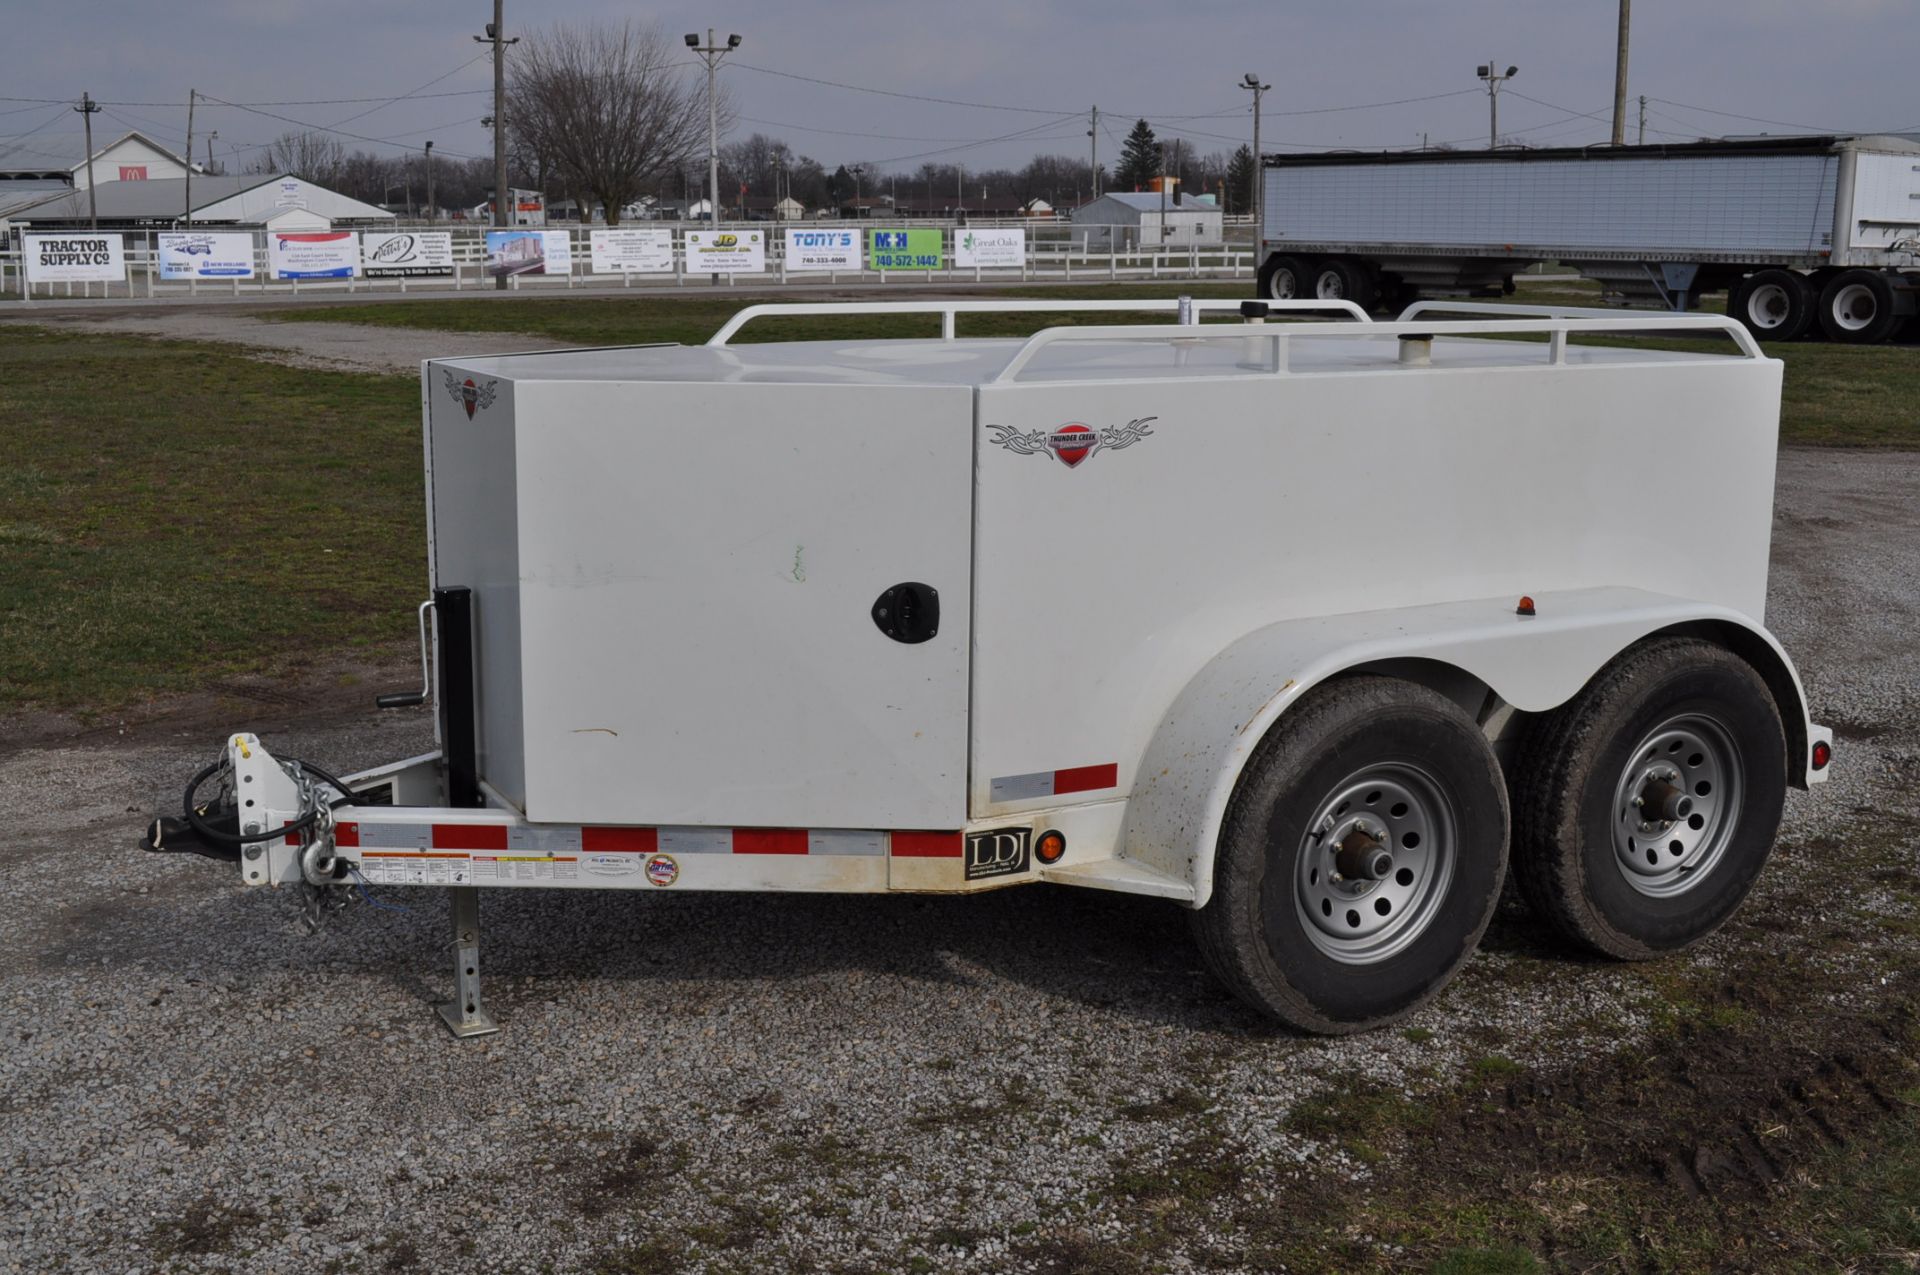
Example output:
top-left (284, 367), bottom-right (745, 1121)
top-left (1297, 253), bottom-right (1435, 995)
top-left (783, 227), bottom-right (860, 271)
top-left (589, 227), bottom-right (675, 274)
top-left (269, 231), bottom-right (359, 279)
top-left (868, 228), bottom-right (942, 271)
top-left (684, 229), bottom-right (766, 274)
top-left (158, 231), bottom-right (255, 280)
top-left (361, 231), bottom-right (455, 278)
top-left (485, 229), bottom-right (572, 277)
top-left (954, 226), bottom-right (1025, 269)
top-left (23, 233), bottom-right (125, 284)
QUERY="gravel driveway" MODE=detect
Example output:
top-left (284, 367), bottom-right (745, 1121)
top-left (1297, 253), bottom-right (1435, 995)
top-left (2, 448), bottom-right (1915, 1273)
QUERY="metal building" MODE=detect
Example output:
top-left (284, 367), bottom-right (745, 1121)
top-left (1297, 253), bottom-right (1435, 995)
top-left (1071, 191), bottom-right (1224, 250)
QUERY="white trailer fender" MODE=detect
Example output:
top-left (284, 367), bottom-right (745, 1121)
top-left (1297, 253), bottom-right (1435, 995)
top-left (1118, 586), bottom-right (1817, 909)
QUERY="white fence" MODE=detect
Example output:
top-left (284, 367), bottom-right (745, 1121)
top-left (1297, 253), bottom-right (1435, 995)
top-left (0, 220), bottom-right (1257, 302)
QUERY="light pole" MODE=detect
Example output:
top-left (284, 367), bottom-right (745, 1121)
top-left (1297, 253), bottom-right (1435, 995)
top-left (424, 140), bottom-right (435, 222)
top-left (1476, 62), bottom-right (1517, 149)
top-left (851, 163), bottom-right (865, 213)
top-left (686, 29), bottom-right (741, 228)
top-left (206, 130), bottom-right (218, 175)
top-left (1240, 73), bottom-right (1268, 239)
top-left (475, 3), bottom-right (518, 289)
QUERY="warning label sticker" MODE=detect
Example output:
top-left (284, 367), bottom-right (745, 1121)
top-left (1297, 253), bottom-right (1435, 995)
top-left (357, 852), bottom-right (471, 886)
top-left (471, 854), bottom-right (579, 883)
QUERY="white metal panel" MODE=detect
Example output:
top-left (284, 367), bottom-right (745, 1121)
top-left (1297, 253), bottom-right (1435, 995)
top-left (970, 353), bottom-right (1780, 820)
top-left (507, 379), bottom-right (973, 828)
top-left (427, 360), bottom-right (526, 807)
top-left (1847, 150), bottom-right (1920, 248)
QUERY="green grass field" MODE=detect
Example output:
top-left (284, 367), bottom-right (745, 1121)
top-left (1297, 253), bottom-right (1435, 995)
top-left (0, 328), bottom-right (424, 713)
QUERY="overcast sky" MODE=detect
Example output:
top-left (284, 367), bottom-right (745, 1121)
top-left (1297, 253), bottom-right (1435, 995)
top-left (7, 1), bottom-right (1917, 177)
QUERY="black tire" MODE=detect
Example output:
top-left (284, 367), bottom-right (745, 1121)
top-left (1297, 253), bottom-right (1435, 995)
top-left (1192, 676), bottom-right (1509, 1034)
top-left (1817, 269), bottom-right (1902, 344)
top-left (1259, 254), bottom-right (1309, 302)
top-left (1510, 638), bottom-right (1787, 960)
top-left (1728, 269), bottom-right (1814, 342)
top-left (1310, 258), bottom-right (1379, 312)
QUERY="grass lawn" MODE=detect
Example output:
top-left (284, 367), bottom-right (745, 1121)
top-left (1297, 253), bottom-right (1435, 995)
top-left (0, 328), bottom-right (424, 713)
top-left (277, 279), bottom-right (1920, 447)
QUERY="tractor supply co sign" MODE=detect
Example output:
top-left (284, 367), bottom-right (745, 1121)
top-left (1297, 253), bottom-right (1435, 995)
top-left (589, 227), bottom-right (674, 274)
top-left (361, 231), bottom-right (455, 278)
top-left (23, 234), bottom-right (125, 284)
top-left (158, 232), bottom-right (255, 280)
top-left (685, 229), bottom-right (765, 274)
top-left (869, 228), bottom-right (942, 271)
top-left (955, 227), bottom-right (1025, 269)
top-left (784, 227), bottom-right (860, 271)
top-left (269, 231), bottom-right (359, 279)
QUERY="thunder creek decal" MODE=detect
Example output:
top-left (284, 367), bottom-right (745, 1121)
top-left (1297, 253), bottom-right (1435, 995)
top-left (645, 853), bottom-right (680, 887)
top-left (442, 369), bottom-right (500, 419)
top-left (986, 417), bottom-right (1156, 469)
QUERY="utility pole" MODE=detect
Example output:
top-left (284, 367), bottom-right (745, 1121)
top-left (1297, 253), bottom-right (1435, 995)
top-left (1638, 94), bottom-right (1647, 146)
top-left (1088, 105), bottom-right (1100, 199)
top-left (475, 2), bottom-right (518, 289)
top-left (1611, 0), bottom-right (1632, 146)
top-left (686, 29), bottom-right (741, 283)
top-left (184, 89), bottom-right (195, 227)
top-left (1241, 74), bottom-right (1268, 239)
top-left (74, 92), bottom-right (100, 231)
top-left (206, 130), bottom-right (218, 175)
top-left (425, 140), bottom-right (435, 222)
top-left (1476, 62), bottom-right (1517, 149)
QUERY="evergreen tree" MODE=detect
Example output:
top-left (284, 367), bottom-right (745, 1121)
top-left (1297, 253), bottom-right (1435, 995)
top-left (1226, 144), bottom-right (1256, 216)
top-left (1114, 119), bottom-right (1160, 192)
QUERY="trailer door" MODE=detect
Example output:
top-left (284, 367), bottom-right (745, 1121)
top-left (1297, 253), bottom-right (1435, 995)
top-left (506, 378), bottom-right (973, 830)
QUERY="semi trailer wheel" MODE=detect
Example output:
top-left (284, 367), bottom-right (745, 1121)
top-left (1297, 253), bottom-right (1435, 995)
top-left (1509, 638), bottom-right (1787, 960)
top-left (1728, 269), bottom-right (1814, 342)
top-left (1192, 676), bottom-right (1509, 1034)
top-left (1311, 259), bottom-right (1379, 313)
top-left (1260, 254), bottom-right (1309, 302)
top-left (1817, 269), bottom-right (1902, 344)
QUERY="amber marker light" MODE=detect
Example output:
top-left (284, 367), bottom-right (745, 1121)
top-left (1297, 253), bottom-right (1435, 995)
top-left (1035, 830), bottom-right (1067, 864)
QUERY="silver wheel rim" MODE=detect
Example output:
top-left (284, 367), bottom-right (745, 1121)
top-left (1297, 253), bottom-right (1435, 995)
top-left (1294, 763), bottom-right (1456, 964)
top-left (1315, 271), bottom-right (1345, 301)
top-left (1268, 268), bottom-right (1298, 301)
top-left (1830, 282), bottom-right (1878, 332)
top-left (1609, 714), bottom-right (1744, 898)
top-left (1745, 282), bottom-right (1790, 330)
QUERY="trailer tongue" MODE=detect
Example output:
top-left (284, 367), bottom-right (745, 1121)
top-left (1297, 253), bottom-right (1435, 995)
top-left (143, 297), bottom-right (1831, 1037)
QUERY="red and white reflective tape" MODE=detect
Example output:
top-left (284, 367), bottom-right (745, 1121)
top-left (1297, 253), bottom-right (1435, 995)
top-left (987, 762), bottom-right (1118, 804)
top-left (334, 821), bottom-right (962, 859)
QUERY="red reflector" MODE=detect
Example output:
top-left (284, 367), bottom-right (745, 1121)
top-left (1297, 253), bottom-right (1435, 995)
top-left (891, 831), bottom-right (963, 858)
top-left (1515, 595), bottom-right (1536, 617)
top-left (582, 826), bottom-right (658, 853)
top-left (432, 823), bottom-right (509, 850)
top-left (733, 828), bottom-right (808, 855)
top-left (1811, 740), bottom-right (1831, 770)
top-left (1035, 830), bottom-right (1067, 864)
top-left (1053, 763), bottom-right (1119, 796)
top-left (334, 822), bottom-right (360, 848)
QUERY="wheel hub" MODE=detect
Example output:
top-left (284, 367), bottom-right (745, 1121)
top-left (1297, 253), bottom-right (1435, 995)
top-left (1610, 716), bottom-right (1743, 897)
top-left (1296, 765), bottom-right (1455, 963)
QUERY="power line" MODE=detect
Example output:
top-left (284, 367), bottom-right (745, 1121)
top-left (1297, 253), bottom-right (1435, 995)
top-left (1267, 88), bottom-right (1482, 117)
top-left (729, 62), bottom-right (1075, 115)
top-left (325, 53), bottom-right (492, 129)
top-left (1647, 96), bottom-right (1833, 133)
top-left (196, 93), bottom-right (489, 161)
top-left (0, 89), bottom-right (492, 108)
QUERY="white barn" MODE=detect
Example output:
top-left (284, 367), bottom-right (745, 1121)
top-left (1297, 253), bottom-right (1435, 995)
top-left (1071, 191), bottom-right (1223, 250)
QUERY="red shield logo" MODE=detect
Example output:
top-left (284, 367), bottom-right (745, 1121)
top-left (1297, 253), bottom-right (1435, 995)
top-left (459, 379), bottom-right (479, 419)
top-left (1047, 423), bottom-right (1095, 468)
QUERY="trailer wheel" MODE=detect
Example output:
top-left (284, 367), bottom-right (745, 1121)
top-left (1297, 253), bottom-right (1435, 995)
top-left (1728, 269), bottom-right (1814, 342)
top-left (1817, 269), bottom-right (1902, 344)
top-left (1311, 259), bottom-right (1379, 312)
top-left (1509, 638), bottom-right (1786, 959)
top-left (1260, 254), bottom-right (1309, 301)
top-left (1192, 676), bottom-right (1508, 1033)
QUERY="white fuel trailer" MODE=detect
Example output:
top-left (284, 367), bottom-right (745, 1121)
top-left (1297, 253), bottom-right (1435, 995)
top-left (144, 297), bottom-right (1833, 1036)
top-left (1257, 134), bottom-right (1920, 344)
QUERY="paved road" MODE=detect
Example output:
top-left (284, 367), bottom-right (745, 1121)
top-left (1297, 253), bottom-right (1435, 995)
top-left (1, 448), bottom-right (1915, 1273)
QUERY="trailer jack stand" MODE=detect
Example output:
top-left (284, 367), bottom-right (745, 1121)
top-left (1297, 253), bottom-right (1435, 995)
top-left (436, 887), bottom-right (499, 1039)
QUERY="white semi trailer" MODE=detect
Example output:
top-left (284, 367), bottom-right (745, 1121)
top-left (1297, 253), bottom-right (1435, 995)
top-left (1257, 134), bottom-right (1920, 343)
top-left (144, 298), bottom-right (1832, 1037)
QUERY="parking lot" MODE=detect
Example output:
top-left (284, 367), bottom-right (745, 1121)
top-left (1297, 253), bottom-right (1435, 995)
top-left (2, 375), bottom-right (1916, 1271)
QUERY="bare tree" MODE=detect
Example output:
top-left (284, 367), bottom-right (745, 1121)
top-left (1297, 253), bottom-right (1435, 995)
top-left (254, 131), bottom-right (347, 186)
top-left (507, 20), bottom-right (714, 224)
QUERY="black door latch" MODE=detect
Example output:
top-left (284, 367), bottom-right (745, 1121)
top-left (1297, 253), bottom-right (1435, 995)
top-left (872, 582), bottom-right (940, 644)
